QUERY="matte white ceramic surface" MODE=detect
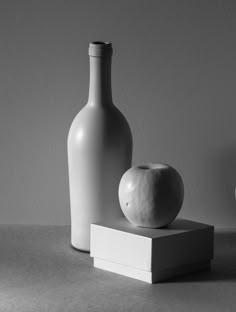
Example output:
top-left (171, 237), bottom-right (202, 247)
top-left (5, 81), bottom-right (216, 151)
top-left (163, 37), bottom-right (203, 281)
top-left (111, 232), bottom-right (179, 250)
top-left (118, 163), bottom-right (184, 228)
top-left (90, 218), bottom-right (214, 283)
top-left (67, 42), bottom-right (133, 251)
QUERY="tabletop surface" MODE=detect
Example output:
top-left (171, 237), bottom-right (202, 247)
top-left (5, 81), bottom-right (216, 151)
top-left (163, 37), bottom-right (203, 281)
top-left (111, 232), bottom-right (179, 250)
top-left (0, 225), bottom-right (236, 312)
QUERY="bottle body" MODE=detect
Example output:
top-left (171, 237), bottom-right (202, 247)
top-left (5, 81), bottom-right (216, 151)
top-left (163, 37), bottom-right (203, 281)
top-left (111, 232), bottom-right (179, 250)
top-left (67, 42), bottom-right (132, 251)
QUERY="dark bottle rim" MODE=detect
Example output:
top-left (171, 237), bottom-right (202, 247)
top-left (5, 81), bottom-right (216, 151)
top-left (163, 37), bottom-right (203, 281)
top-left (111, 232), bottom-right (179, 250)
top-left (89, 41), bottom-right (113, 57)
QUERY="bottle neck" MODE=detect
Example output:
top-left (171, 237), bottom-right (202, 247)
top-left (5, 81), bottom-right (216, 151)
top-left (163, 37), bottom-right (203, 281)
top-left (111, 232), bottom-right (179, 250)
top-left (88, 55), bottom-right (113, 107)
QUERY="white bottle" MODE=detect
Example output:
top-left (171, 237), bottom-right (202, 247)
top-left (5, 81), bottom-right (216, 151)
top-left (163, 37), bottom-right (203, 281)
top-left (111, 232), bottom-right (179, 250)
top-left (67, 42), bottom-right (133, 252)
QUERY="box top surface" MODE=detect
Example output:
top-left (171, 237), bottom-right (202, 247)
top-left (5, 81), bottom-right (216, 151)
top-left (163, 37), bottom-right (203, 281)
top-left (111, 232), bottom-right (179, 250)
top-left (92, 218), bottom-right (214, 238)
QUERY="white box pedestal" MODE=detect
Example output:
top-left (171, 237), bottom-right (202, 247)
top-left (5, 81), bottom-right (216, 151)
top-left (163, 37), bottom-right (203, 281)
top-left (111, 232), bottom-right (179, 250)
top-left (90, 218), bottom-right (214, 283)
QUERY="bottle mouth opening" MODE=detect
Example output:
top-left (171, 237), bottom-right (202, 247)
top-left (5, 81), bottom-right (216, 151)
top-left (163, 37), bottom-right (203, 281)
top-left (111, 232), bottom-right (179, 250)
top-left (89, 41), bottom-right (113, 57)
top-left (91, 41), bottom-right (111, 46)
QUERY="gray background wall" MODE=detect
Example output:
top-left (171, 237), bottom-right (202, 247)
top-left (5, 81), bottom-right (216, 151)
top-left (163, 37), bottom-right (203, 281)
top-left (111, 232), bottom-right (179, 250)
top-left (0, 0), bottom-right (236, 227)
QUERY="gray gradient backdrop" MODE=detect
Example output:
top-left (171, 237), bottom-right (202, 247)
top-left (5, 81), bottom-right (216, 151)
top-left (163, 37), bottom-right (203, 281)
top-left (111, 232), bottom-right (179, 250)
top-left (0, 0), bottom-right (236, 227)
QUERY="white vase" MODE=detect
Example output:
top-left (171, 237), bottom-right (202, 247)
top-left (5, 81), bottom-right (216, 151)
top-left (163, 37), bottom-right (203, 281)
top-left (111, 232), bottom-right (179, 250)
top-left (67, 42), bottom-right (133, 252)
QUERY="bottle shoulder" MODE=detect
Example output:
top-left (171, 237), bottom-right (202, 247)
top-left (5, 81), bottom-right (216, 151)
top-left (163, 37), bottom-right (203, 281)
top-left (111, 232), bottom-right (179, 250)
top-left (67, 104), bottom-right (132, 146)
top-left (69, 104), bottom-right (131, 131)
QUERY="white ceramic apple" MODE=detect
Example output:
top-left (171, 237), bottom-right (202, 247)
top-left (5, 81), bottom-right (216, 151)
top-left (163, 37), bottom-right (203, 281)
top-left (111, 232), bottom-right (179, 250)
top-left (118, 163), bottom-right (184, 228)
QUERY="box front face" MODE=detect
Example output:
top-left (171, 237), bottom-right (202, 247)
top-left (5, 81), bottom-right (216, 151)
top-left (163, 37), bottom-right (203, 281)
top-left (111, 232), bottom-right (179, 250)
top-left (91, 224), bottom-right (152, 271)
top-left (93, 258), bottom-right (153, 283)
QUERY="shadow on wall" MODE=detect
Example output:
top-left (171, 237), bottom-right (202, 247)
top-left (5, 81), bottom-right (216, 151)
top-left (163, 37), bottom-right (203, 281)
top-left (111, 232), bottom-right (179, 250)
top-left (217, 145), bottom-right (236, 222)
top-left (170, 145), bottom-right (236, 282)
